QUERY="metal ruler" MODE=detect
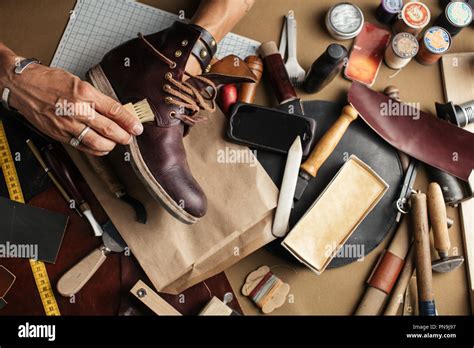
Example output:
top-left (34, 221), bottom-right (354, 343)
top-left (0, 120), bottom-right (61, 316)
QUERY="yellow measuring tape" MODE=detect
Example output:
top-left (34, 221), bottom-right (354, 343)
top-left (0, 120), bottom-right (61, 316)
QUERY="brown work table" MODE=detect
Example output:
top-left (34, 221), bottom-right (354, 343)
top-left (0, 0), bottom-right (472, 315)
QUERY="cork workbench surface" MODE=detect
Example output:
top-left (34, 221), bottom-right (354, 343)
top-left (0, 0), bottom-right (472, 315)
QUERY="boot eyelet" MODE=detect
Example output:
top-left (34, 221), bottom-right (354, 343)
top-left (165, 97), bottom-right (173, 104)
top-left (175, 50), bottom-right (182, 58)
top-left (181, 40), bottom-right (188, 47)
top-left (169, 62), bottom-right (177, 69)
top-left (165, 72), bottom-right (172, 80)
top-left (163, 84), bottom-right (171, 92)
top-left (169, 111), bottom-right (176, 118)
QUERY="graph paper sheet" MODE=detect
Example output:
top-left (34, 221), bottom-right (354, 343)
top-left (51, 0), bottom-right (261, 78)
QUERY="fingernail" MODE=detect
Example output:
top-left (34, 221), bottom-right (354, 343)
top-left (133, 123), bottom-right (143, 135)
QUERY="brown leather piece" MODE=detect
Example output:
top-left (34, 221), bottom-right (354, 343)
top-left (0, 186), bottom-right (121, 315)
top-left (0, 186), bottom-right (242, 315)
top-left (0, 266), bottom-right (15, 298)
top-left (368, 250), bottom-right (405, 294)
top-left (348, 82), bottom-right (474, 182)
top-left (262, 53), bottom-right (297, 103)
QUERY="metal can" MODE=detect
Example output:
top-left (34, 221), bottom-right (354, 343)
top-left (376, 0), bottom-right (404, 25)
top-left (326, 2), bottom-right (364, 40)
top-left (384, 32), bottom-right (419, 69)
top-left (393, 1), bottom-right (431, 37)
top-left (416, 26), bottom-right (452, 65)
top-left (434, 1), bottom-right (473, 37)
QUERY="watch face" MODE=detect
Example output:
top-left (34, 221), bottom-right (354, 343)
top-left (330, 4), bottom-right (363, 34)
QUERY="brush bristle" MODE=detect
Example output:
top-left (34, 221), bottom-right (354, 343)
top-left (124, 99), bottom-right (154, 123)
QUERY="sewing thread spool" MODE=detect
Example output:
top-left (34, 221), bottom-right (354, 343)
top-left (241, 265), bottom-right (290, 314)
top-left (434, 1), bottom-right (473, 37)
top-left (376, 0), bottom-right (404, 25)
top-left (384, 32), bottom-right (419, 69)
top-left (393, 1), bottom-right (431, 37)
top-left (326, 2), bottom-right (364, 40)
top-left (416, 26), bottom-right (452, 65)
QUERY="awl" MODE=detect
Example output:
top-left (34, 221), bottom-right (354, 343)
top-left (272, 136), bottom-right (303, 237)
top-left (42, 144), bottom-right (104, 237)
top-left (294, 105), bottom-right (359, 200)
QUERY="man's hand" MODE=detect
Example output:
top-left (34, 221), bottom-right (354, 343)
top-left (0, 48), bottom-right (143, 156)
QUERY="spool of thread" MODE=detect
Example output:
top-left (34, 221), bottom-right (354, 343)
top-left (393, 1), bottom-right (431, 37)
top-left (326, 2), bottom-right (364, 40)
top-left (416, 26), bottom-right (452, 65)
top-left (434, 1), bottom-right (473, 37)
top-left (376, 0), bottom-right (404, 25)
top-left (384, 32), bottom-right (419, 69)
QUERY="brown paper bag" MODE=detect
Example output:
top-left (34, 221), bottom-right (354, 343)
top-left (66, 108), bottom-right (278, 294)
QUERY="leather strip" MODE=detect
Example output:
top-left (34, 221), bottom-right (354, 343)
top-left (368, 250), bottom-right (405, 294)
top-left (191, 39), bottom-right (213, 71)
top-left (188, 24), bottom-right (217, 56)
top-left (348, 82), bottom-right (474, 182)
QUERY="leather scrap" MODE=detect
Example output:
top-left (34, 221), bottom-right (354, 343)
top-left (348, 82), bottom-right (474, 182)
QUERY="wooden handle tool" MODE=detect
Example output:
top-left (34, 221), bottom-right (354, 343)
top-left (428, 182), bottom-right (464, 273)
top-left (301, 105), bottom-right (358, 177)
top-left (411, 192), bottom-right (436, 316)
top-left (239, 55), bottom-right (264, 104)
top-left (57, 247), bottom-right (107, 297)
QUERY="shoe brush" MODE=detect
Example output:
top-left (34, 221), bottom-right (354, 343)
top-left (123, 99), bottom-right (155, 123)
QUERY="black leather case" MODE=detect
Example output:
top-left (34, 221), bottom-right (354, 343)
top-left (261, 100), bottom-right (404, 268)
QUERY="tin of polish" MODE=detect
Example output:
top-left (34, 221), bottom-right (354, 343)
top-left (326, 3), bottom-right (364, 40)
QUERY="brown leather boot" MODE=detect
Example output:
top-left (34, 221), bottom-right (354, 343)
top-left (86, 21), bottom-right (255, 224)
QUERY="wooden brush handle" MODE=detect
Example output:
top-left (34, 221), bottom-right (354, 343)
top-left (239, 55), bottom-right (264, 103)
top-left (259, 41), bottom-right (297, 104)
top-left (427, 182), bottom-right (450, 256)
top-left (411, 192), bottom-right (436, 315)
top-left (83, 154), bottom-right (124, 198)
top-left (301, 105), bottom-right (358, 177)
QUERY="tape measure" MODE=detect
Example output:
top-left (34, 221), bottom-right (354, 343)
top-left (0, 120), bottom-right (61, 316)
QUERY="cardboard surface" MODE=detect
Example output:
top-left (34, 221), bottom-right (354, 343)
top-left (0, 0), bottom-right (472, 315)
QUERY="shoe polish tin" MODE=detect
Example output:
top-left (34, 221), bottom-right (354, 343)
top-left (416, 26), bottom-right (451, 65)
top-left (434, 1), bottom-right (472, 37)
top-left (393, 1), bottom-right (431, 37)
top-left (326, 3), bottom-right (364, 40)
top-left (384, 32), bottom-right (419, 69)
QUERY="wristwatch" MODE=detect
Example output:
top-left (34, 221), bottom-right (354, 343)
top-left (1, 57), bottom-right (41, 111)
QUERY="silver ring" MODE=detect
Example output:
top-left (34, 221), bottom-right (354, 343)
top-left (70, 126), bottom-right (91, 147)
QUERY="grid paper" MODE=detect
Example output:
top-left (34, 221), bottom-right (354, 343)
top-left (51, 0), bottom-right (261, 78)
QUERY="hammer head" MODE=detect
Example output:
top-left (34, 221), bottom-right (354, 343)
top-left (432, 256), bottom-right (465, 273)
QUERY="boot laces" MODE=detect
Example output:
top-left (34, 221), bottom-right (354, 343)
top-left (139, 33), bottom-right (216, 126)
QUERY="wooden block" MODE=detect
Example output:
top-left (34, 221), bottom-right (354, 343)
top-left (130, 280), bottom-right (182, 316)
top-left (199, 297), bottom-right (233, 316)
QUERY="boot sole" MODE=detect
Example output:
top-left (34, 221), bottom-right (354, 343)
top-left (86, 64), bottom-right (199, 225)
